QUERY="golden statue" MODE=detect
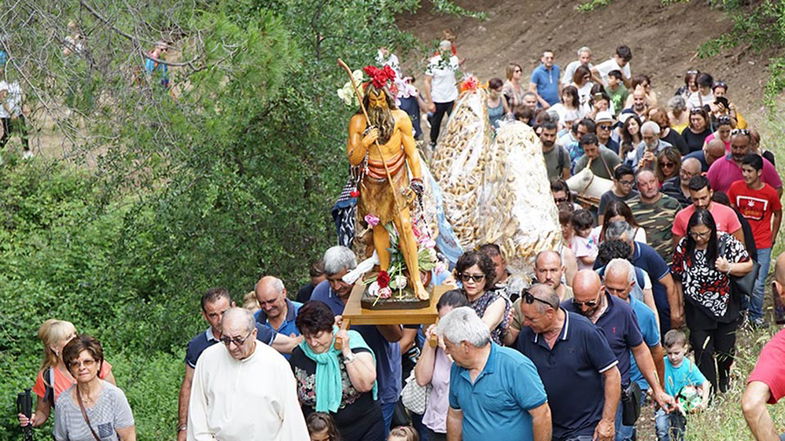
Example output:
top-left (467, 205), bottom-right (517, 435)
top-left (345, 65), bottom-right (429, 301)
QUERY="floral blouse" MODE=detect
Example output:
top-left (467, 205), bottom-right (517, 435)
top-left (469, 289), bottom-right (511, 344)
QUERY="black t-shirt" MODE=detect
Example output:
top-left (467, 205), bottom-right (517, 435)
top-left (290, 346), bottom-right (383, 441)
top-left (663, 129), bottom-right (690, 155)
top-left (682, 128), bottom-right (712, 153)
top-left (296, 283), bottom-right (316, 303)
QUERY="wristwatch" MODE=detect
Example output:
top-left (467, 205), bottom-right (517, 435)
top-left (343, 351), bottom-right (356, 364)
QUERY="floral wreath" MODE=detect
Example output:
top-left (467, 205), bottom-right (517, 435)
top-left (337, 64), bottom-right (399, 107)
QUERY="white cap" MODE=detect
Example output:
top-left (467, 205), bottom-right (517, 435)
top-left (595, 111), bottom-right (614, 123)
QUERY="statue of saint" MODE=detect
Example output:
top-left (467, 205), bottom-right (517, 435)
top-left (346, 69), bottom-right (428, 300)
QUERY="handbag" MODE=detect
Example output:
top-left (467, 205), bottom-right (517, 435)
top-left (400, 370), bottom-right (430, 415)
top-left (718, 239), bottom-right (760, 299)
top-left (621, 381), bottom-right (642, 426)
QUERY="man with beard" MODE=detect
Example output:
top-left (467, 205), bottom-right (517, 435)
top-left (574, 133), bottom-right (621, 180)
top-left (347, 68), bottom-right (428, 300)
top-left (540, 121), bottom-right (570, 181)
top-left (630, 121), bottom-right (671, 171)
top-left (505, 250), bottom-right (574, 346)
top-left (707, 129), bottom-right (782, 196)
top-left (661, 157), bottom-right (702, 208)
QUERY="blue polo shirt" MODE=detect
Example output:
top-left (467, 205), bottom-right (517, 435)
top-left (310, 280), bottom-right (402, 405)
top-left (254, 298), bottom-right (302, 336)
top-left (627, 297), bottom-right (660, 391)
top-left (631, 241), bottom-right (672, 334)
top-left (516, 310), bottom-right (618, 440)
top-left (449, 343), bottom-right (547, 441)
top-left (531, 64), bottom-right (561, 106)
top-left (184, 324), bottom-right (275, 368)
top-left (563, 293), bottom-right (643, 387)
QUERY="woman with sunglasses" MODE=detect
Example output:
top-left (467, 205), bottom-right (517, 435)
top-left (670, 209), bottom-right (752, 393)
top-left (681, 107), bottom-right (712, 153)
top-left (414, 290), bottom-right (470, 441)
top-left (451, 250), bottom-right (511, 344)
top-left (502, 63), bottom-right (526, 108)
top-left (571, 65), bottom-right (595, 116)
top-left (54, 335), bottom-right (135, 441)
top-left (18, 320), bottom-right (116, 429)
top-left (290, 301), bottom-right (382, 441)
top-left (655, 147), bottom-right (682, 185)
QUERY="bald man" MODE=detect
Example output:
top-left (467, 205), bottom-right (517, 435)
top-left (565, 270), bottom-right (675, 438)
top-left (684, 138), bottom-right (726, 173)
top-left (255, 276), bottom-right (302, 340)
top-left (662, 157), bottom-right (702, 208)
top-left (742, 253), bottom-right (785, 441)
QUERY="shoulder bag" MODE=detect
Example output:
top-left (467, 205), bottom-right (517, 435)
top-left (719, 237), bottom-right (760, 299)
top-left (76, 385), bottom-right (102, 441)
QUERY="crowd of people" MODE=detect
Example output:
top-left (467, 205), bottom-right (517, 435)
top-left (14, 40), bottom-right (785, 441)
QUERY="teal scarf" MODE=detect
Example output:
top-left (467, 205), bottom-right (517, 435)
top-left (298, 328), bottom-right (377, 412)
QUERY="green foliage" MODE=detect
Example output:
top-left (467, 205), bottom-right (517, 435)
top-left (431, 0), bottom-right (488, 19)
top-left (576, 0), bottom-right (613, 12)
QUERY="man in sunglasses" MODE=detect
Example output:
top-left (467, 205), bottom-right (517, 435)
top-left (188, 308), bottom-right (308, 440)
top-left (565, 271), bottom-right (676, 440)
top-left (707, 130), bottom-right (782, 196)
top-left (516, 283), bottom-right (621, 441)
top-left (661, 157), bottom-right (702, 208)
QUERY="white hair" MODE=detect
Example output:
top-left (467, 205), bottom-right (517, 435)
top-left (604, 221), bottom-right (635, 242)
top-left (323, 246), bottom-right (357, 275)
top-left (577, 46), bottom-right (591, 56)
top-left (222, 307), bottom-right (256, 333)
top-left (641, 121), bottom-right (661, 136)
top-left (436, 307), bottom-right (491, 347)
top-left (605, 258), bottom-right (635, 284)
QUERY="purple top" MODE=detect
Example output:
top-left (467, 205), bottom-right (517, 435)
top-left (422, 349), bottom-right (452, 433)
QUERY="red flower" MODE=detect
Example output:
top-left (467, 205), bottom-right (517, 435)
top-left (363, 65), bottom-right (396, 89)
top-left (377, 270), bottom-right (391, 288)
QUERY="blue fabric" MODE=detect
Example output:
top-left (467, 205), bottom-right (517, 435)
top-left (0, 50), bottom-right (7, 67)
top-left (184, 324), bottom-right (275, 368)
top-left (604, 138), bottom-right (621, 155)
top-left (750, 247), bottom-right (772, 321)
top-left (628, 297), bottom-right (661, 390)
top-left (254, 299), bottom-right (302, 360)
top-left (683, 150), bottom-right (709, 172)
top-left (399, 96), bottom-right (423, 139)
top-left (614, 402), bottom-right (634, 441)
top-left (422, 164), bottom-right (463, 266)
top-left (381, 401), bottom-right (395, 436)
top-left (663, 357), bottom-right (707, 397)
top-left (654, 407), bottom-right (686, 441)
top-left (516, 311), bottom-right (618, 440)
top-left (632, 242), bottom-right (672, 335)
top-left (144, 57), bottom-right (169, 87)
top-left (563, 294), bottom-right (643, 386)
top-left (531, 64), bottom-right (561, 105)
top-left (449, 343), bottom-right (547, 441)
top-left (311, 281), bottom-right (402, 405)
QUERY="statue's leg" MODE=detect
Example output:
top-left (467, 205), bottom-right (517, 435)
top-left (372, 224), bottom-right (391, 271)
top-left (393, 209), bottom-right (429, 300)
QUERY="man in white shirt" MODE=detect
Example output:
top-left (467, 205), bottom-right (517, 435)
top-left (561, 46), bottom-right (594, 86)
top-left (0, 68), bottom-right (30, 157)
top-left (423, 40), bottom-right (460, 149)
top-left (591, 45), bottom-right (633, 88)
top-left (188, 308), bottom-right (308, 441)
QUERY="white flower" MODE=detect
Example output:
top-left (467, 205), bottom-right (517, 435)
top-left (337, 70), bottom-right (365, 107)
top-left (390, 275), bottom-right (408, 290)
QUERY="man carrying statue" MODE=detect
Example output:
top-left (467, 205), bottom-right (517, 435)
top-left (345, 64), bottom-right (429, 301)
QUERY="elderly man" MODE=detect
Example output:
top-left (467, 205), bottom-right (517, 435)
top-left (254, 276), bottom-right (302, 356)
top-left (627, 169), bottom-right (681, 263)
top-left (574, 133), bottom-right (621, 180)
top-left (529, 50), bottom-right (561, 108)
top-left (516, 284), bottom-right (621, 441)
top-left (565, 271), bottom-right (675, 441)
top-left (177, 289), bottom-right (297, 440)
top-left (188, 308), bottom-right (308, 441)
top-left (439, 307), bottom-right (551, 441)
top-left (603, 260), bottom-right (664, 418)
top-left (596, 111), bottom-right (620, 154)
top-left (742, 253), bottom-right (785, 440)
top-left (661, 157), bottom-right (702, 208)
top-left (631, 121), bottom-right (672, 170)
top-left (684, 137), bottom-right (726, 173)
top-left (562, 47), bottom-right (593, 86)
top-left (707, 129), bottom-right (782, 196)
top-left (310, 245), bottom-right (403, 433)
top-left (506, 250), bottom-right (574, 345)
top-left (671, 175), bottom-right (744, 248)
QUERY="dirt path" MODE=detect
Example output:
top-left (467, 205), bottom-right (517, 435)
top-left (397, 0), bottom-right (778, 127)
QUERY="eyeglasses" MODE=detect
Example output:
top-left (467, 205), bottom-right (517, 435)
top-left (521, 289), bottom-right (557, 309)
top-left (732, 128), bottom-right (750, 136)
top-left (688, 230), bottom-right (712, 239)
top-left (460, 273), bottom-right (486, 283)
top-left (617, 179), bottom-right (634, 186)
top-left (598, 124), bottom-right (612, 130)
top-left (554, 197), bottom-right (569, 203)
top-left (69, 358), bottom-right (97, 369)
top-left (660, 162), bottom-right (676, 169)
top-left (220, 330), bottom-right (253, 347)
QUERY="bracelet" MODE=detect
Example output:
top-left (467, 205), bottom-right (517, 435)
top-left (178, 424), bottom-right (187, 432)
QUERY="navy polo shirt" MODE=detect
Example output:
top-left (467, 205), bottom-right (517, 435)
top-left (184, 324), bottom-right (275, 368)
top-left (449, 343), bottom-right (547, 441)
top-left (563, 293), bottom-right (643, 386)
top-left (516, 310), bottom-right (618, 440)
top-left (310, 280), bottom-right (402, 405)
top-left (632, 241), bottom-right (672, 334)
top-left (254, 298), bottom-right (302, 337)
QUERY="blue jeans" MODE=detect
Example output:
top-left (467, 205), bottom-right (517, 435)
top-left (750, 248), bottom-right (772, 322)
top-left (381, 401), bottom-right (395, 437)
top-left (655, 408), bottom-right (686, 441)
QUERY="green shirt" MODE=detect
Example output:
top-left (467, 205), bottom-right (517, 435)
top-left (628, 193), bottom-right (681, 263)
top-left (574, 146), bottom-right (621, 180)
top-left (605, 84), bottom-right (628, 116)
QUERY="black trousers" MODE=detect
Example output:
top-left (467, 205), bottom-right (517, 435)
top-left (689, 319), bottom-right (738, 393)
top-left (429, 101), bottom-right (454, 145)
top-left (0, 115), bottom-right (30, 150)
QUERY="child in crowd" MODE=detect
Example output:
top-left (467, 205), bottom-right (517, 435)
top-left (307, 412), bottom-right (341, 441)
top-left (388, 425), bottom-right (419, 441)
top-left (605, 69), bottom-right (628, 117)
top-left (655, 329), bottom-right (710, 441)
top-left (570, 209), bottom-right (598, 270)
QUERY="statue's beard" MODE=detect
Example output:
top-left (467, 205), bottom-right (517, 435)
top-left (368, 105), bottom-right (394, 145)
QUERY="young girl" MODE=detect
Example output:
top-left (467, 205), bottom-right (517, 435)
top-left (307, 412), bottom-right (341, 441)
top-left (388, 426), bottom-right (419, 441)
top-left (570, 209), bottom-right (598, 271)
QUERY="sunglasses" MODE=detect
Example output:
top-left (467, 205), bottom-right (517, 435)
top-left (732, 128), bottom-right (750, 136)
top-left (598, 124), bottom-right (612, 130)
top-left (690, 108), bottom-right (705, 114)
top-left (661, 162), bottom-right (676, 168)
top-left (554, 197), bottom-right (569, 203)
top-left (716, 116), bottom-right (732, 125)
top-left (220, 330), bottom-right (253, 347)
top-left (521, 289), bottom-right (557, 309)
top-left (460, 273), bottom-right (486, 283)
top-left (572, 297), bottom-right (599, 308)
top-left (713, 81), bottom-right (727, 89)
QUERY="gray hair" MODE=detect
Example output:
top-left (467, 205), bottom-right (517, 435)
top-left (528, 283), bottom-right (560, 313)
top-left (523, 91), bottom-right (537, 101)
top-left (222, 307), bottom-right (256, 333)
top-left (577, 46), bottom-right (591, 56)
top-left (604, 221), bottom-right (635, 242)
top-left (323, 246), bottom-right (357, 275)
top-left (667, 95), bottom-right (687, 112)
top-left (436, 306), bottom-right (491, 347)
top-left (641, 121), bottom-right (660, 136)
top-left (605, 258), bottom-right (635, 284)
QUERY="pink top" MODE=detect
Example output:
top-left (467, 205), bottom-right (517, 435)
top-left (422, 348), bottom-right (452, 433)
top-left (704, 132), bottom-right (730, 152)
top-left (672, 202), bottom-right (742, 237)
top-left (707, 155), bottom-right (782, 193)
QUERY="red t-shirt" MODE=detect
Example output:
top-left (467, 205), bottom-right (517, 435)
top-left (748, 329), bottom-right (785, 404)
top-left (728, 180), bottom-right (782, 249)
top-left (672, 203), bottom-right (742, 237)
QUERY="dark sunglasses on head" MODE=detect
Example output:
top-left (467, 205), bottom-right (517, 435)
top-left (713, 81), bottom-right (727, 89)
top-left (732, 128), bottom-right (750, 136)
top-left (690, 108), bottom-right (705, 114)
top-left (716, 116), bottom-right (732, 125)
top-left (460, 273), bottom-right (486, 283)
top-left (521, 289), bottom-right (557, 309)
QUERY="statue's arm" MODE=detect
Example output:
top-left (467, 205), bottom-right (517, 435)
top-left (347, 115), bottom-right (368, 166)
top-left (399, 113), bottom-right (422, 179)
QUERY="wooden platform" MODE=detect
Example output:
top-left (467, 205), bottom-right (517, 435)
top-left (341, 282), bottom-right (452, 326)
